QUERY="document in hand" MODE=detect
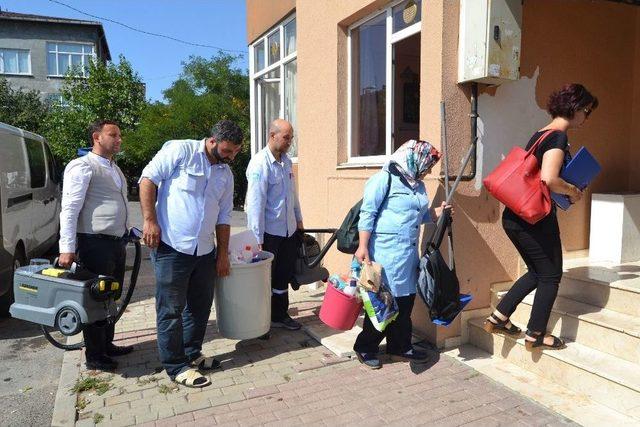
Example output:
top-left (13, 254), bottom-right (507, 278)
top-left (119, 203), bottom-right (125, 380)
top-left (552, 146), bottom-right (601, 210)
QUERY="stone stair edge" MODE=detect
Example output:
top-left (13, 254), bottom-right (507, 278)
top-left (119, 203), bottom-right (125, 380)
top-left (490, 290), bottom-right (640, 338)
top-left (468, 318), bottom-right (640, 395)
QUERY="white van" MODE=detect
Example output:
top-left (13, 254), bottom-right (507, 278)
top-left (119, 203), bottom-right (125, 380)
top-left (0, 122), bottom-right (61, 315)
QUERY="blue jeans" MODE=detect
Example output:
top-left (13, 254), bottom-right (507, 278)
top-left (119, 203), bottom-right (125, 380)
top-left (151, 241), bottom-right (216, 378)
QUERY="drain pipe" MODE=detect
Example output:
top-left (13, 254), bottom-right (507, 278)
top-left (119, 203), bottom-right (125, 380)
top-left (441, 82), bottom-right (479, 182)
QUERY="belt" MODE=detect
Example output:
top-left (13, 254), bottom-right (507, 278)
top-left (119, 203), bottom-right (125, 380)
top-left (77, 233), bottom-right (125, 241)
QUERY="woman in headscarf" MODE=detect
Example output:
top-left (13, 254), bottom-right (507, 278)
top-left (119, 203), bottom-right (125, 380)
top-left (353, 140), bottom-right (450, 369)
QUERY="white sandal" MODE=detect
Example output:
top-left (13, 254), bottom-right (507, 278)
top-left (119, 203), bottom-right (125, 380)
top-left (190, 355), bottom-right (221, 371)
top-left (174, 368), bottom-right (211, 388)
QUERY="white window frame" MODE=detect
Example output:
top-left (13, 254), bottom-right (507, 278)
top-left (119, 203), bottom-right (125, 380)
top-left (347, 0), bottom-right (421, 164)
top-left (249, 14), bottom-right (297, 160)
top-left (0, 48), bottom-right (32, 75)
top-left (46, 41), bottom-right (96, 78)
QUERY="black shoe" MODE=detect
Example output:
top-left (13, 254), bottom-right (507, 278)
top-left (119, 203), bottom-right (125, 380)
top-left (106, 344), bottom-right (134, 357)
top-left (271, 316), bottom-right (302, 330)
top-left (86, 355), bottom-right (118, 371)
top-left (388, 348), bottom-right (430, 363)
top-left (355, 352), bottom-right (382, 369)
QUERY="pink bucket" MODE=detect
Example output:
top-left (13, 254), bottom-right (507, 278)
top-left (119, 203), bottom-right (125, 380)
top-left (319, 285), bottom-right (362, 330)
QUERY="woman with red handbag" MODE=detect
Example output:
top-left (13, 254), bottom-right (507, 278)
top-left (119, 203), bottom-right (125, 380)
top-left (484, 84), bottom-right (598, 351)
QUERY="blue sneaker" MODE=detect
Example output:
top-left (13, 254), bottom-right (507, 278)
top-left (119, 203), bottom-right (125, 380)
top-left (355, 352), bottom-right (382, 369)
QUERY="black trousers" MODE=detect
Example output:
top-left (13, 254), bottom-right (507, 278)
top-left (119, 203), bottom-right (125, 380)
top-left (354, 294), bottom-right (415, 355)
top-left (496, 226), bottom-right (563, 333)
top-left (262, 232), bottom-right (298, 322)
top-left (76, 234), bottom-right (127, 360)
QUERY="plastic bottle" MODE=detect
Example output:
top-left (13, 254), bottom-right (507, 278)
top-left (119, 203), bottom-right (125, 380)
top-left (341, 259), bottom-right (361, 296)
top-left (350, 258), bottom-right (362, 281)
top-left (343, 278), bottom-right (358, 296)
top-left (242, 245), bottom-right (253, 263)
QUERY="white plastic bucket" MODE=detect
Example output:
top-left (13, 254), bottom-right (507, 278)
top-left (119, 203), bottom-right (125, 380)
top-left (214, 251), bottom-right (274, 339)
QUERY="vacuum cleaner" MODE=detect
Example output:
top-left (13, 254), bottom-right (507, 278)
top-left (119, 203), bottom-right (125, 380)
top-left (9, 229), bottom-right (142, 350)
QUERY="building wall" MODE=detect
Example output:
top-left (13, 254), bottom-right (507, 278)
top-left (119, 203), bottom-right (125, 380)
top-left (0, 22), bottom-right (105, 98)
top-left (246, 0), bottom-right (295, 44)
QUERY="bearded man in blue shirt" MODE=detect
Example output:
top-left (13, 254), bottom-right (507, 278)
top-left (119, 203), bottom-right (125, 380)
top-left (139, 120), bottom-right (243, 388)
top-left (245, 119), bottom-right (304, 331)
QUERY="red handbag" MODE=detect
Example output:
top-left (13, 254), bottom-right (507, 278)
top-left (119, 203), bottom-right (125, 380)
top-left (483, 130), bottom-right (554, 224)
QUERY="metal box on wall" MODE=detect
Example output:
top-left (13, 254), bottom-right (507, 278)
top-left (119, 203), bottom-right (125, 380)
top-left (458, 0), bottom-right (522, 85)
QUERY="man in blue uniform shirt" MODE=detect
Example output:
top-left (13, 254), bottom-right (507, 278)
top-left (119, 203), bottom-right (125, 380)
top-left (139, 120), bottom-right (243, 388)
top-left (245, 119), bottom-right (304, 331)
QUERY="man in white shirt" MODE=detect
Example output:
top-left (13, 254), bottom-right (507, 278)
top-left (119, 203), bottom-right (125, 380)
top-left (139, 120), bottom-right (243, 388)
top-left (245, 119), bottom-right (304, 331)
top-left (59, 120), bottom-right (133, 371)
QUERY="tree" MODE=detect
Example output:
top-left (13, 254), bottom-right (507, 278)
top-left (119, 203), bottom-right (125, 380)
top-left (0, 78), bottom-right (49, 134)
top-left (126, 53), bottom-right (250, 206)
top-left (43, 55), bottom-right (146, 166)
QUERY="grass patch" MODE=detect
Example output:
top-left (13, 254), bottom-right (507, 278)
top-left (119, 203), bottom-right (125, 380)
top-left (71, 375), bottom-right (113, 396)
top-left (283, 374), bottom-right (291, 382)
top-left (136, 375), bottom-right (159, 386)
top-left (158, 384), bottom-right (179, 394)
top-left (76, 396), bottom-right (89, 411)
top-left (93, 413), bottom-right (104, 424)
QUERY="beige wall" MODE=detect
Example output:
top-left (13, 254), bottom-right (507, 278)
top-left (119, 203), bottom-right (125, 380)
top-left (631, 9), bottom-right (640, 190)
top-left (247, 0), bottom-right (640, 347)
top-left (246, 0), bottom-right (295, 44)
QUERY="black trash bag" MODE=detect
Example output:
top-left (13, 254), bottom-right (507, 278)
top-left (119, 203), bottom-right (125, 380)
top-left (417, 209), bottom-right (464, 325)
top-left (336, 172), bottom-right (392, 254)
top-left (417, 245), bottom-right (461, 323)
top-left (291, 233), bottom-right (329, 290)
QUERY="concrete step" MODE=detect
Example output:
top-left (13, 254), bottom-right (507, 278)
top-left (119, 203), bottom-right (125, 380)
top-left (558, 262), bottom-right (640, 317)
top-left (503, 291), bottom-right (640, 365)
top-left (445, 344), bottom-right (639, 427)
top-left (468, 317), bottom-right (640, 418)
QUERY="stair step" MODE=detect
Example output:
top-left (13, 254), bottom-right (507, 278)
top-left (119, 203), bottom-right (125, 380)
top-left (507, 292), bottom-right (640, 364)
top-left (468, 318), bottom-right (640, 417)
top-left (559, 263), bottom-right (640, 317)
top-left (445, 345), bottom-right (639, 426)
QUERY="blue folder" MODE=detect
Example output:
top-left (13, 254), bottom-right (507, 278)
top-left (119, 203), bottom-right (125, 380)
top-left (551, 146), bottom-right (601, 210)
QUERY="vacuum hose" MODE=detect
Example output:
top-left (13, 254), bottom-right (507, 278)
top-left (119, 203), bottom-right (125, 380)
top-left (41, 240), bottom-right (142, 351)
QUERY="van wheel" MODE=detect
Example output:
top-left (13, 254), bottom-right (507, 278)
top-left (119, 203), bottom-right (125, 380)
top-left (0, 250), bottom-right (25, 317)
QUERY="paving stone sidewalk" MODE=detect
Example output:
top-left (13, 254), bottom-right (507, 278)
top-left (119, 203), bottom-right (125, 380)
top-left (62, 245), bottom-right (577, 427)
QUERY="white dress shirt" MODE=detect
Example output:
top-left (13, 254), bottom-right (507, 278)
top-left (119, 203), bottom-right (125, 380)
top-left (245, 147), bottom-right (302, 244)
top-left (59, 152), bottom-right (124, 253)
top-left (140, 139), bottom-right (234, 256)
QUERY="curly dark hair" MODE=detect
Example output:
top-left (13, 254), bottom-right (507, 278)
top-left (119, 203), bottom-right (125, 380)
top-left (546, 83), bottom-right (599, 120)
top-left (211, 120), bottom-right (243, 145)
top-left (88, 119), bottom-right (119, 146)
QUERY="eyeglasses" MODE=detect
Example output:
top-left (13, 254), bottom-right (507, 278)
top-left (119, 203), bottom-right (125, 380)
top-left (583, 107), bottom-right (592, 118)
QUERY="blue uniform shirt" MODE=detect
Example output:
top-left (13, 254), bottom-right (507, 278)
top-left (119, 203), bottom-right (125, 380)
top-left (140, 139), bottom-right (233, 256)
top-left (358, 169), bottom-right (432, 297)
top-left (245, 147), bottom-right (302, 244)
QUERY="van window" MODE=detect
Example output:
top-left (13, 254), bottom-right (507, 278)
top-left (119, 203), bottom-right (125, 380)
top-left (25, 138), bottom-right (46, 188)
top-left (43, 142), bottom-right (60, 184)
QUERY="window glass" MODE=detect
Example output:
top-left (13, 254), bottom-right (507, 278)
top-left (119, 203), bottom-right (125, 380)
top-left (284, 19), bottom-right (296, 56)
top-left (254, 40), bottom-right (265, 72)
top-left (46, 42), bottom-right (94, 77)
top-left (268, 30), bottom-right (280, 65)
top-left (43, 143), bottom-right (60, 184)
top-left (351, 13), bottom-right (387, 157)
top-left (0, 49), bottom-right (30, 74)
top-left (25, 139), bottom-right (46, 188)
top-left (284, 59), bottom-right (297, 157)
